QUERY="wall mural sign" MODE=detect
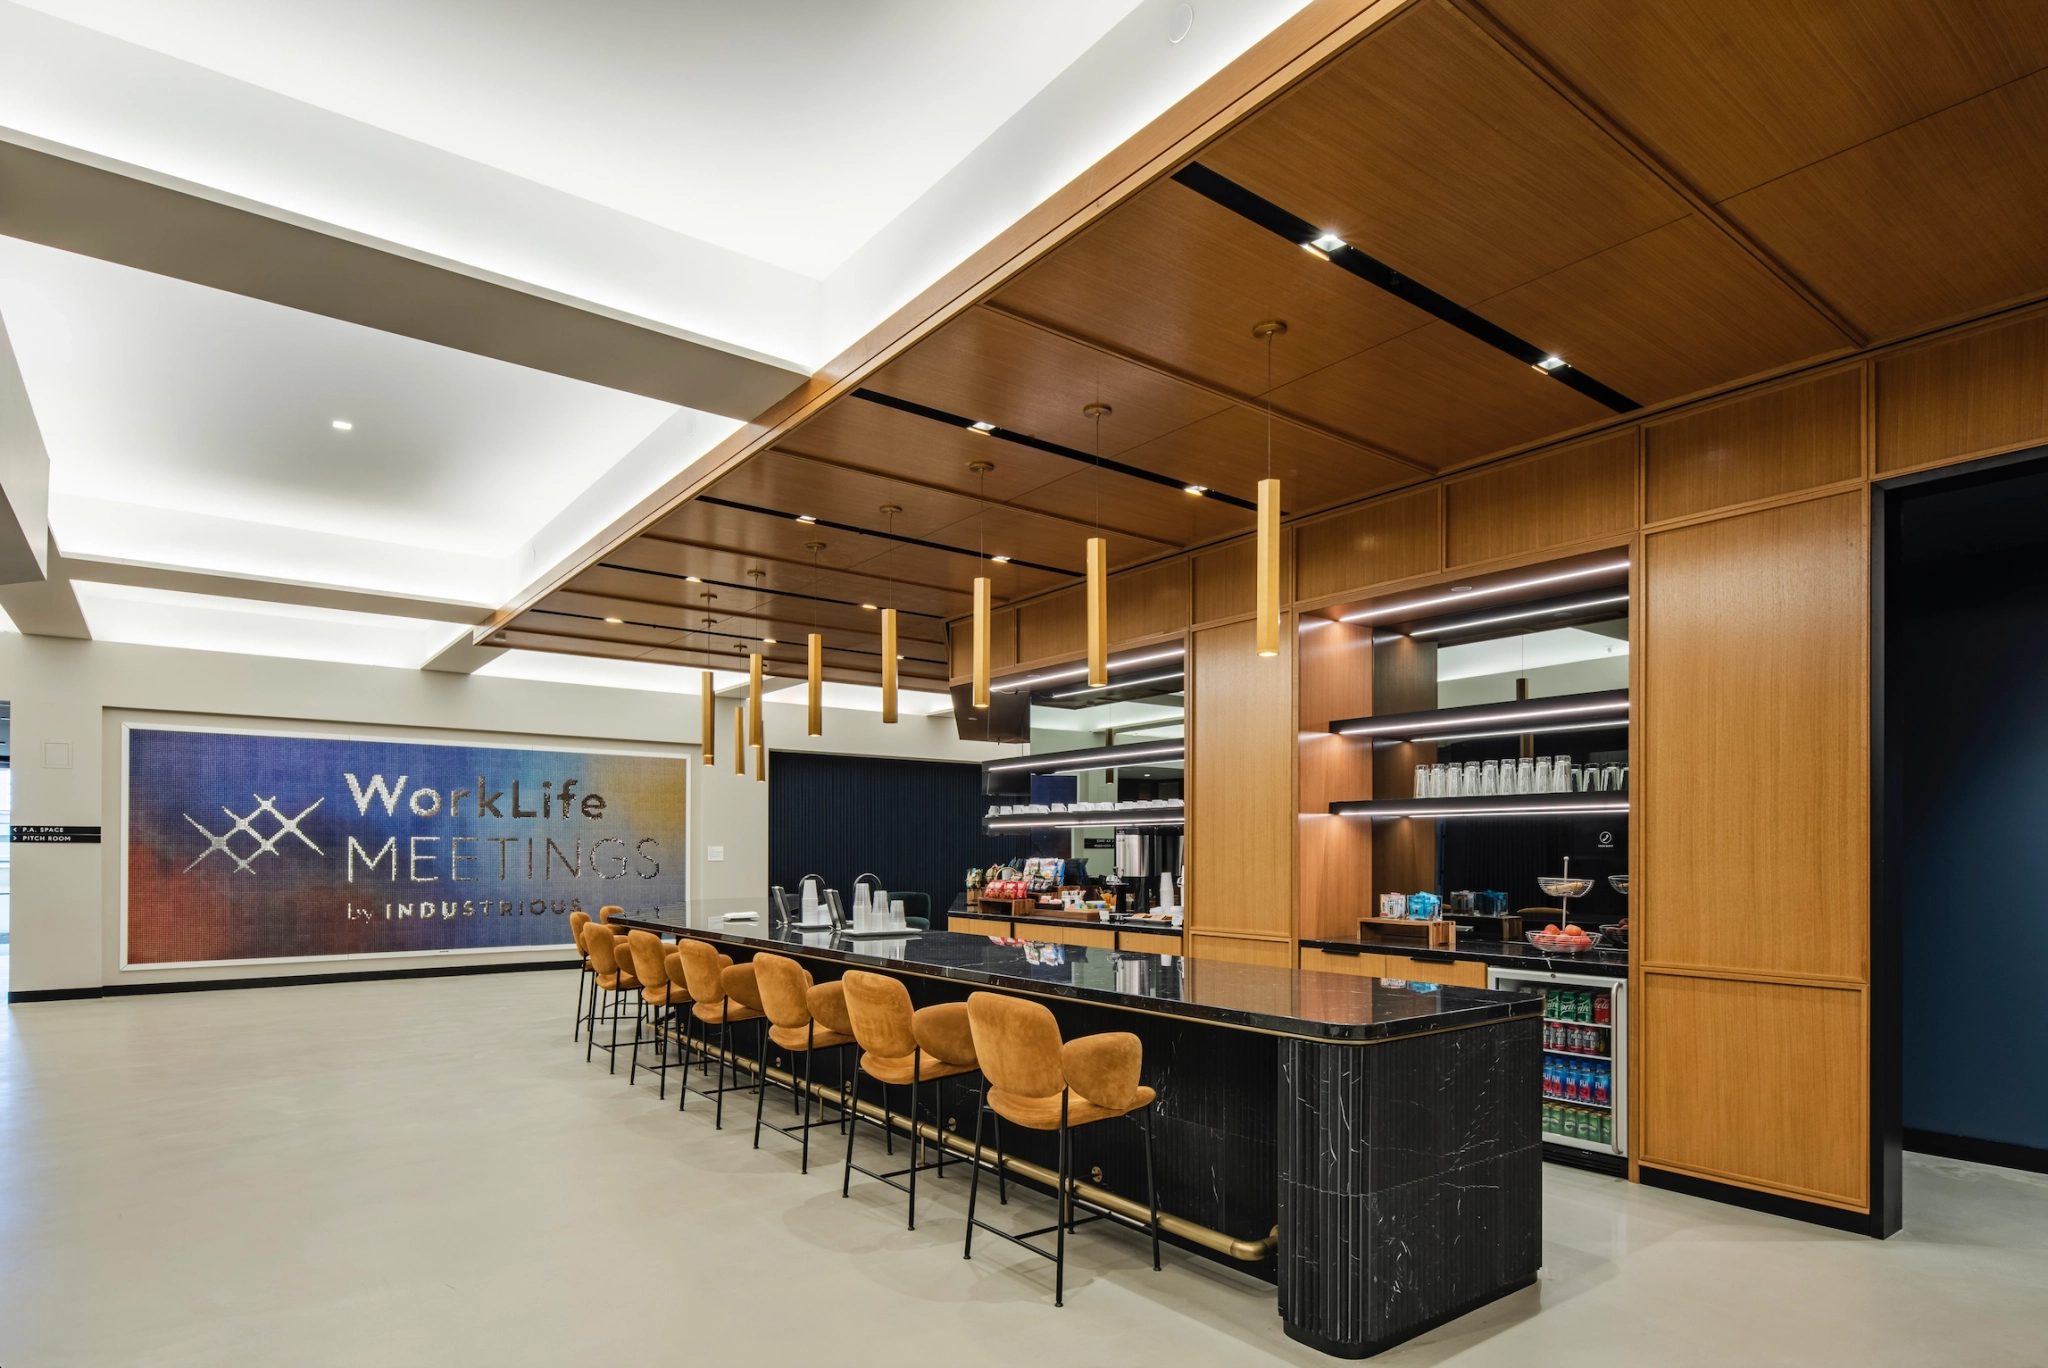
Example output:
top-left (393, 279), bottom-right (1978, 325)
top-left (123, 726), bottom-right (688, 968)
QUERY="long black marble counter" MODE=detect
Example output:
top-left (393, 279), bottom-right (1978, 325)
top-left (626, 915), bottom-right (1536, 1043)
top-left (614, 915), bottom-right (1542, 1358)
top-left (1302, 933), bottom-right (1630, 979)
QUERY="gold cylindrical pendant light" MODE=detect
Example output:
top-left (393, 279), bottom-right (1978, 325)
top-left (807, 632), bottom-right (823, 737)
top-left (700, 671), bottom-right (715, 766)
top-left (748, 651), bottom-right (763, 748)
top-left (1086, 536), bottom-right (1108, 686)
top-left (972, 576), bottom-right (992, 708)
top-left (733, 700), bottom-right (747, 775)
top-left (880, 608), bottom-right (898, 723)
top-left (754, 743), bottom-right (766, 783)
top-left (1257, 477), bottom-right (1281, 657)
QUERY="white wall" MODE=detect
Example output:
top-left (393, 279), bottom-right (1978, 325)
top-left (0, 632), bottom-right (1015, 994)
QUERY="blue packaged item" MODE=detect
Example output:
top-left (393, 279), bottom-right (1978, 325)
top-left (1407, 891), bottom-right (1442, 920)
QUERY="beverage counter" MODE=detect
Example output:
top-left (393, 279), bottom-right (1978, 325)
top-left (615, 914), bottom-right (1542, 1359)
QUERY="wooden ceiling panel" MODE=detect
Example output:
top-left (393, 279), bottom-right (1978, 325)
top-left (991, 178), bottom-right (1434, 398)
top-left (1008, 464), bottom-right (1253, 550)
top-left (490, 627), bottom-right (939, 687)
top-left (1482, 0), bottom-right (2048, 202)
top-left (583, 543), bottom-right (965, 621)
top-left (777, 396), bottom-right (1079, 504)
top-left (1476, 214), bottom-right (1854, 406)
top-left (544, 585), bottom-right (948, 651)
top-left (1275, 321), bottom-right (1612, 470)
top-left (1719, 70), bottom-right (2048, 339)
top-left (1202, 0), bottom-right (1687, 306)
top-left (915, 506), bottom-right (1174, 578)
top-left (640, 499), bottom-right (1069, 599)
top-left (505, 610), bottom-right (923, 672)
top-left (866, 305), bottom-right (1233, 459)
top-left (1114, 403), bottom-right (1420, 516)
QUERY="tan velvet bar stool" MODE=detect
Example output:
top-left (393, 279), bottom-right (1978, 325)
top-left (963, 991), bottom-right (1160, 1306)
top-left (626, 929), bottom-right (692, 1098)
top-left (580, 925), bottom-right (641, 1072)
top-left (673, 940), bottom-right (767, 1127)
top-left (839, 970), bottom-right (987, 1230)
top-left (750, 953), bottom-right (856, 1172)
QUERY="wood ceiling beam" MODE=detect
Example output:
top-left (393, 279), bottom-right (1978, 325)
top-left (757, 445), bottom-right (1194, 551)
top-left (477, 0), bottom-right (1426, 640)
top-left (1449, 0), bottom-right (1867, 348)
top-left (979, 301), bottom-right (1438, 476)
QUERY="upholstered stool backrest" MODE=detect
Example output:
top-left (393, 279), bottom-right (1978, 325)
top-left (807, 980), bottom-right (852, 1037)
top-left (674, 940), bottom-right (731, 1002)
top-left (752, 953), bottom-right (814, 1029)
top-left (626, 929), bottom-right (670, 988)
top-left (842, 971), bottom-right (917, 1058)
top-left (585, 926), bottom-right (623, 979)
top-left (912, 1002), bottom-right (977, 1068)
top-left (967, 992), bottom-right (1065, 1099)
top-left (597, 905), bottom-right (626, 927)
top-left (569, 910), bottom-right (591, 953)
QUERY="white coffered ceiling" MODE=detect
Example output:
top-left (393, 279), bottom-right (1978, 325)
top-left (0, 0), bottom-right (1313, 687)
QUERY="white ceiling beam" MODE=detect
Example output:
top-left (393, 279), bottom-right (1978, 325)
top-left (0, 308), bottom-right (49, 585)
top-left (0, 132), bottom-right (808, 422)
top-left (0, 532), bottom-right (87, 637)
top-left (57, 552), bottom-right (493, 625)
top-left (421, 634), bottom-right (506, 675)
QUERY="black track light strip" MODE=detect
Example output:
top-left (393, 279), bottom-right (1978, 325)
top-left (851, 388), bottom-right (1262, 512)
top-left (697, 494), bottom-right (1081, 578)
top-left (531, 608), bottom-right (947, 665)
top-left (591, 563), bottom-right (948, 621)
top-left (1171, 162), bottom-right (1641, 415)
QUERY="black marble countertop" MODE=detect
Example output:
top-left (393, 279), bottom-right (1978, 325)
top-left (1301, 934), bottom-right (1630, 977)
top-left (617, 914), bottom-right (1538, 1044)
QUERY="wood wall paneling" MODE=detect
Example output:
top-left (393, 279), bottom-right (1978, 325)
top-left (1639, 973), bottom-right (1869, 1210)
top-left (1108, 558), bottom-right (1193, 644)
top-left (1876, 311), bottom-right (2048, 474)
top-left (1189, 617), bottom-right (1295, 940)
top-left (1645, 368), bottom-right (1864, 523)
top-left (1193, 538), bottom-right (1256, 623)
top-left (1296, 488), bottom-right (1441, 602)
top-left (1297, 617), bottom-right (1376, 941)
top-left (1370, 633), bottom-right (1438, 900)
top-left (1017, 587), bottom-right (1085, 664)
top-left (1444, 429), bottom-right (1638, 567)
top-left (1642, 491), bottom-right (1868, 982)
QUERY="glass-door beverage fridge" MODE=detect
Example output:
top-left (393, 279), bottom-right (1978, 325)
top-left (1488, 966), bottom-right (1626, 1163)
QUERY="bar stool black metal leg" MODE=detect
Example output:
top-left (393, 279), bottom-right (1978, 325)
top-left (607, 984), bottom-right (623, 1073)
top-left (753, 1033), bottom-right (769, 1148)
top-left (907, 1050), bottom-right (923, 1230)
top-left (714, 1004), bottom-right (730, 1128)
top-left (1142, 1104), bottom-right (1161, 1271)
top-left (800, 1024), bottom-right (817, 1174)
top-left (585, 984), bottom-right (601, 1063)
top-left (842, 1065), bottom-right (862, 1198)
top-left (1055, 1089), bottom-right (1070, 1307)
top-left (964, 1097), bottom-right (985, 1259)
top-left (629, 1003), bottom-right (645, 1085)
top-left (574, 963), bottom-right (588, 1040)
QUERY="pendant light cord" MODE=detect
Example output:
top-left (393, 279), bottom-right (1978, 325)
top-left (1265, 329), bottom-right (1274, 481)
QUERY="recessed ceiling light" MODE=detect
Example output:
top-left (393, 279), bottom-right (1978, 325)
top-left (1310, 233), bottom-right (1347, 253)
top-left (1184, 484), bottom-right (1208, 495)
top-left (968, 420), bottom-right (997, 434)
top-left (603, 617), bottom-right (623, 624)
top-left (990, 555), bottom-right (1010, 563)
top-left (1534, 356), bottom-right (1566, 372)
top-left (763, 637), bottom-right (776, 644)
top-left (860, 603), bottom-right (877, 611)
top-left (796, 514), bottom-right (817, 523)
top-left (1450, 585), bottom-right (1472, 594)
top-left (331, 419), bottom-right (352, 430)
top-left (896, 654), bottom-right (905, 661)
top-left (685, 575), bottom-right (702, 583)
top-left (1299, 243), bottom-right (1330, 261)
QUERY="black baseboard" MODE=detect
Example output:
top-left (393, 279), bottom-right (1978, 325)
top-left (8, 957), bottom-right (577, 1003)
top-left (1906, 1127), bottom-right (2048, 1176)
top-left (1639, 1165), bottom-right (1888, 1238)
top-left (1542, 1142), bottom-right (1627, 1177)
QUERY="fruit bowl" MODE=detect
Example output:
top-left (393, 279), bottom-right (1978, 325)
top-left (1527, 929), bottom-right (1604, 952)
top-left (1608, 874), bottom-right (1630, 895)
top-left (1536, 876), bottom-right (1594, 899)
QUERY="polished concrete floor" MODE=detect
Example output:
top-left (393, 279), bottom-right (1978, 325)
top-left (1, 970), bottom-right (2042, 1367)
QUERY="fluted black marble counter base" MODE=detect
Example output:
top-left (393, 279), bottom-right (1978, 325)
top-left (1279, 1022), bottom-right (1542, 1355)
